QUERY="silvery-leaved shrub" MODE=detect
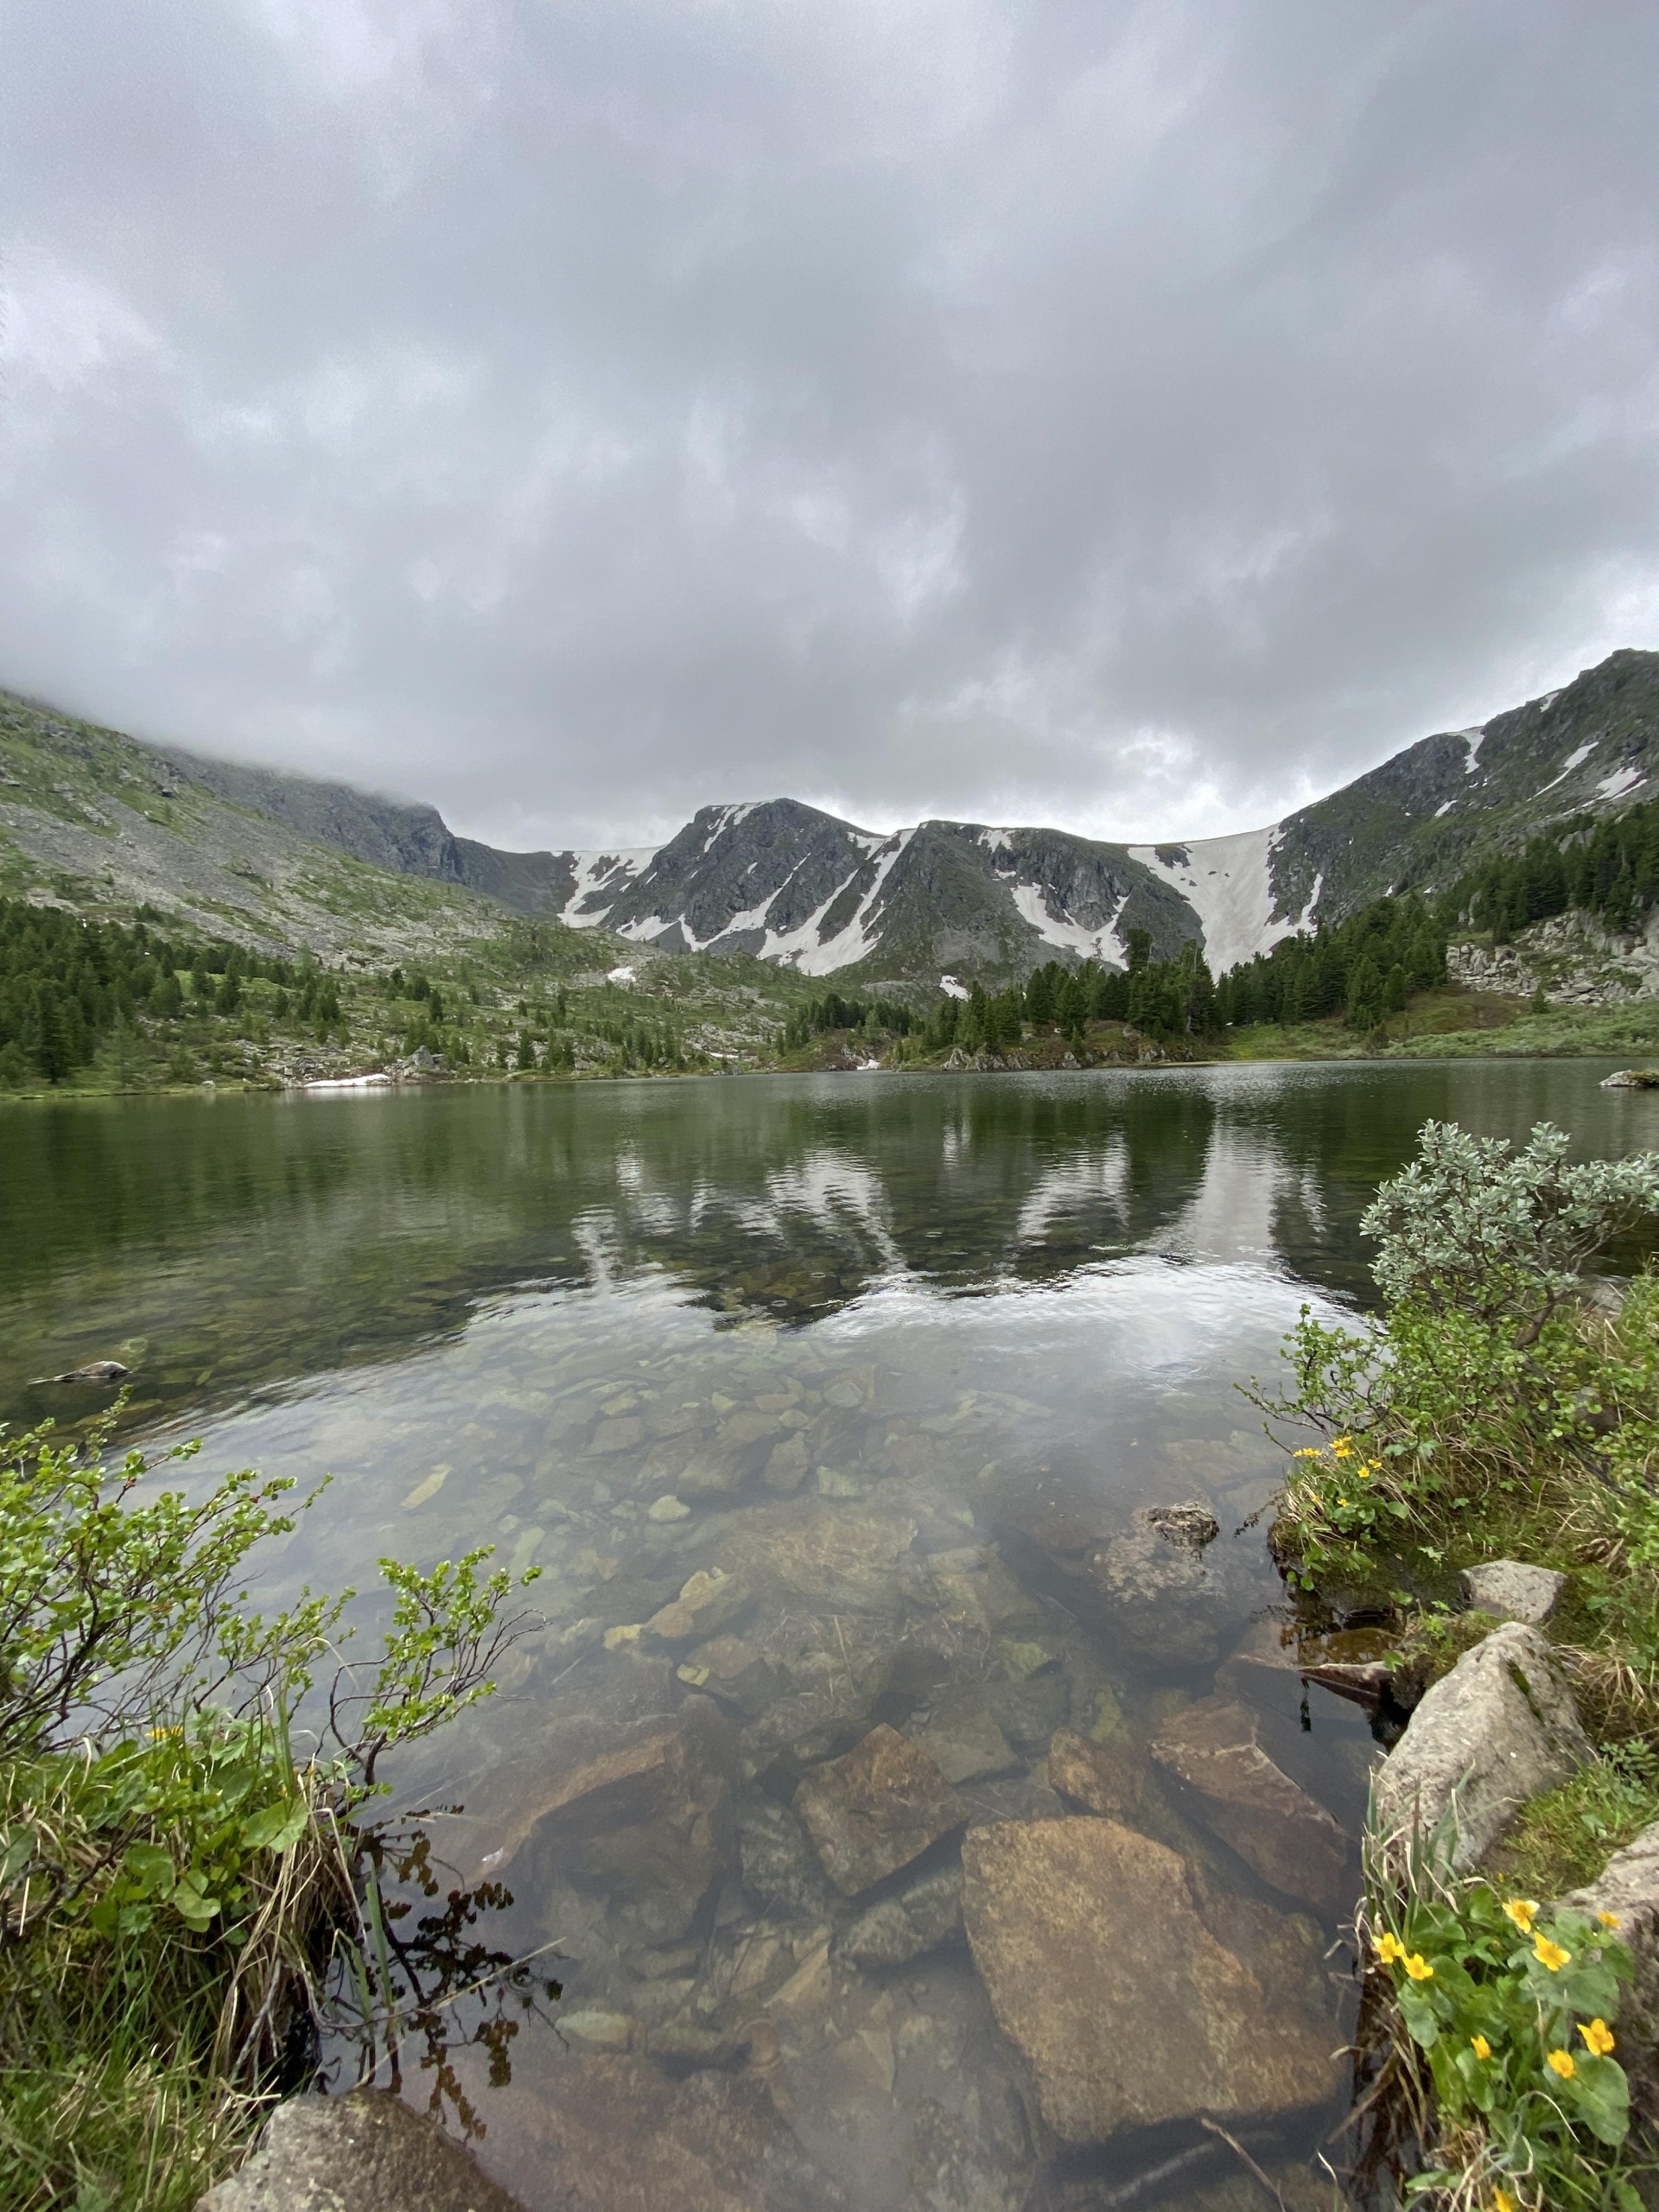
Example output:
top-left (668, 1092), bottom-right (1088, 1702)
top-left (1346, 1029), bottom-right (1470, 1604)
top-left (1362, 1122), bottom-right (1659, 1342)
top-left (1254, 1120), bottom-right (1659, 1589)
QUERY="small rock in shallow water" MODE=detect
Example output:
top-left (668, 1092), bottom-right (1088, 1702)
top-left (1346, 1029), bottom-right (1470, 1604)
top-left (912, 1698), bottom-right (1020, 1786)
top-left (794, 1726), bottom-right (966, 1896)
top-left (736, 1798), bottom-right (836, 1919)
top-left (1046, 1729), bottom-right (1152, 1821)
top-left (560, 2009), bottom-right (635, 2052)
top-left (32, 1359), bottom-right (130, 1388)
top-left (646, 1493), bottom-right (691, 1522)
top-left (1143, 1501), bottom-right (1220, 1550)
top-left (836, 1862), bottom-right (963, 1968)
top-left (643, 1567), bottom-right (752, 1645)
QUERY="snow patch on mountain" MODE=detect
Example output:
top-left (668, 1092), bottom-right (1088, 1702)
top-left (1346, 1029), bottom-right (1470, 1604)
top-left (1597, 765), bottom-right (1648, 803)
top-left (1535, 741), bottom-right (1598, 797)
top-left (788, 830), bottom-right (916, 974)
top-left (1127, 825), bottom-right (1294, 974)
top-left (558, 847), bottom-right (658, 926)
top-left (1007, 878), bottom-right (1126, 963)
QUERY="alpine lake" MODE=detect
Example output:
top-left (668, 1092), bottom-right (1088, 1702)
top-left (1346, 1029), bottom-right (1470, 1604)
top-left (6, 1060), bottom-right (1657, 2212)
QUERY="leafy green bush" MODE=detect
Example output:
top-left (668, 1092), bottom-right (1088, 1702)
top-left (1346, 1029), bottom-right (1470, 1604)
top-left (0, 1404), bottom-right (540, 2211)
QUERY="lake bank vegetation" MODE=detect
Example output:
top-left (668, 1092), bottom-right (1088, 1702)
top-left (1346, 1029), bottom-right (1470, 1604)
top-left (1258, 1121), bottom-right (1659, 2208)
top-left (0, 1403), bottom-right (545, 2211)
top-left (3, 874), bottom-right (1658, 1101)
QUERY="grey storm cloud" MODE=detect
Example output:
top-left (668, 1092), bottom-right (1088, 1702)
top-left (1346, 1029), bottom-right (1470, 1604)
top-left (2, 0), bottom-right (1657, 852)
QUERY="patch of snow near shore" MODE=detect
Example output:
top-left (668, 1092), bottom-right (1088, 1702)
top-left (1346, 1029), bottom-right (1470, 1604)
top-left (1128, 824), bottom-right (1295, 975)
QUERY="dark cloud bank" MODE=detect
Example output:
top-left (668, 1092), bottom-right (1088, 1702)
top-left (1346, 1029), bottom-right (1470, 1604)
top-left (2, 0), bottom-right (1657, 852)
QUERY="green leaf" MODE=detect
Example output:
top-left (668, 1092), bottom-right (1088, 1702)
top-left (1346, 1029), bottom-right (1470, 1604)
top-left (121, 1840), bottom-right (177, 1896)
top-left (241, 1797), bottom-right (308, 1853)
top-left (169, 1878), bottom-right (220, 1929)
top-left (0, 1825), bottom-right (35, 1888)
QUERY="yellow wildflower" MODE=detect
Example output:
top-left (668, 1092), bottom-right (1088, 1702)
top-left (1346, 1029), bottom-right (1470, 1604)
top-left (1598, 1910), bottom-right (1621, 1930)
top-left (1332, 1436), bottom-right (1354, 1458)
top-left (1492, 2190), bottom-right (1516, 2212)
top-left (1292, 1446), bottom-right (1322, 1459)
top-left (1375, 1931), bottom-right (1406, 1965)
top-left (1403, 1953), bottom-right (1434, 1981)
top-left (1534, 1933), bottom-right (1571, 1973)
top-left (1470, 2033), bottom-right (1492, 2060)
top-left (1547, 2048), bottom-right (1576, 2080)
top-left (1503, 1897), bottom-right (1538, 1933)
top-left (1580, 2018), bottom-right (1616, 2056)
top-left (1338, 1497), bottom-right (1350, 1507)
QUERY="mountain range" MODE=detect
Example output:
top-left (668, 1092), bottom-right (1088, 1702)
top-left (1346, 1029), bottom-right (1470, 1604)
top-left (3, 648), bottom-right (1657, 982)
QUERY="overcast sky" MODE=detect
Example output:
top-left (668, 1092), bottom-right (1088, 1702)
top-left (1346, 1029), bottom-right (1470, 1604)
top-left (3, 2), bottom-right (1657, 854)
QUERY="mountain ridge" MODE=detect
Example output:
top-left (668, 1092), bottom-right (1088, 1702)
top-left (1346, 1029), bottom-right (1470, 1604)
top-left (5, 647), bottom-right (1658, 982)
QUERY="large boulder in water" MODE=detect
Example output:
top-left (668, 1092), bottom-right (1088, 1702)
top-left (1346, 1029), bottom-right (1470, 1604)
top-left (961, 1817), bottom-right (1344, 2144)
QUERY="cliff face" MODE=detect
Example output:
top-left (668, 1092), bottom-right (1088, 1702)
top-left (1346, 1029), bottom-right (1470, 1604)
top-left (6, 648), bottom-right (1659, 982)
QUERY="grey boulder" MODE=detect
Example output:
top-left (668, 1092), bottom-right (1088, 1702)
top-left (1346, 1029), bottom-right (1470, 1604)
top-left (1459, 1560), bottom-right (1567, 1627)
top-left (1371, 1624), bottom-right (1589, 1875)
top-left (197, 2090), bottom-right (524, 2211)
top-left (1563, 1819), bottom-right (1659, 2067)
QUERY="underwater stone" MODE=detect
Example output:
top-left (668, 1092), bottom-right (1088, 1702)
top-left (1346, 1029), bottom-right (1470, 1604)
top-left (962, 1818), bottom-right (1343, 2144)
top-left (794, 1725), bottom-right (965, 1897)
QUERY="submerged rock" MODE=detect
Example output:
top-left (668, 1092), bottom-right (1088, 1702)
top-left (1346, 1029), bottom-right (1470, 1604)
top-left (1045, 1729), bottom-right (1154, 1821)
top-left (443, 2041), bottom-right (840, 2212)
top-left (467, 1699), bottom-right (737, 1943)
top-left (836, 1861), bottom-right (964, 1968)
top-left (961, 1817), bottom-right (1343, 2144)
top-left (1372, 1622), bottom-right (1590, 1874)
top-left (1142, 1501), bottom-right (1220, 1550)
top-left (196, 2090), bottom-right (524, 2211)
top-left (1148, 1695), bottom-right (1352, 1918)
top-left (32, 1358), bottom-right (130, 1387)
top-left (995, 1504), bottom-right (1243, 1669)
top-left (794, 1725), bottom-right (966, 1896)
top-left (912, 1694), bottom-right (1020, 1785)
top-left (736, 1796), bottom-right (836, 1920)
top-left (643, 1567), bottom-right (753, 1646)
top-left (1459, 1559), bottom-right (1567, 1627)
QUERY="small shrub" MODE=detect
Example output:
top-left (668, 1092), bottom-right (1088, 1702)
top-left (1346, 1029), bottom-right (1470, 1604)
top-left (0, 1404), bottom-right (542, 2210)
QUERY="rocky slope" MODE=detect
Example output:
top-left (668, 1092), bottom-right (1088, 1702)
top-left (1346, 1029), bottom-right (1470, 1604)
top-left (5, 647), bottom-right (1657, 982)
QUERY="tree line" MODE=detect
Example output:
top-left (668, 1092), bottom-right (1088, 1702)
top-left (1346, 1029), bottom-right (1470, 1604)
top-left (1438, 791), bottom-right (1659, 942)
top-left (0, 899), bottom-right (310, 1085)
